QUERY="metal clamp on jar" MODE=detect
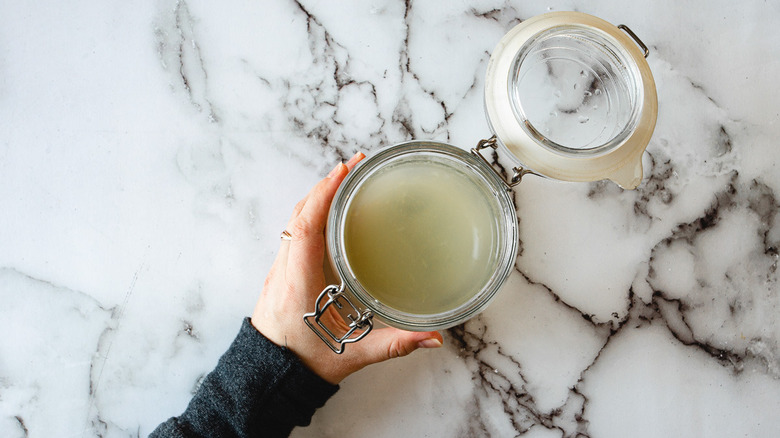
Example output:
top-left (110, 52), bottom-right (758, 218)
top-left (304, 11), bottom-right (658, 354)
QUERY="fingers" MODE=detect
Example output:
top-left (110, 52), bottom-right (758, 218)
top-left (285, 195), bottom-right (308, 231)
top-left (345, 151), bottom-right (365, 171)
top-left (283, 151), bottom-right (362, 233)
top-left (273, 234), bottom-right (291, 276)
top-left (351, 328), bottom-right (443, 365)
top-left (285, 163), bottom-right (347, 276)
top-left (288, 152), bottom-right (363, 240)
top-left (295, 162), bottom-right (347, 235)
top-left (284, 152), bottom-right (365, 287)
top-left (275, 197), bottom-right (305, 277)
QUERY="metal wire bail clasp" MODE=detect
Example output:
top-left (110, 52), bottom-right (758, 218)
top-left (471, 136), bottom-right (535, 187)
top-left (303, 284), bottom-right (374, 354)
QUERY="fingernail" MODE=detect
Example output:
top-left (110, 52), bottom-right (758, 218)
top-left (346, 151), bottom-right (365, 167)
top-left (327, 162), bottom-right (346, 178)
top-left (417, 338), bottom-right (442, 349)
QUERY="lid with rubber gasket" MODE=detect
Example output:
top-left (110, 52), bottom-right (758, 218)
top-left (484, 11), bottom-right (658, 189)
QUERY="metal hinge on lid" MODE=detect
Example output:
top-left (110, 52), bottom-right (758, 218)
top-left (471, 136), bottom-right (536, 188)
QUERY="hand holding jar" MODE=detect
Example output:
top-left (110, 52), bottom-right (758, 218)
top-left (251, 152), bottom-right (444, 385)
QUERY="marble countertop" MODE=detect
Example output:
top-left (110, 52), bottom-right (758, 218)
top-left (2, 1), bottom-right (779, 437)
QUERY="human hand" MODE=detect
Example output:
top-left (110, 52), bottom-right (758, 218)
top-left (251, 152), bottom-right (443, 385)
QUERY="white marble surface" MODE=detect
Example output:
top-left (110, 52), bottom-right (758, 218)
top-left (1, 1), bottom-right (779, 437)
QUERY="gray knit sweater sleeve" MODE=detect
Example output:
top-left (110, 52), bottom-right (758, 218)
top-left (150, 318), bottom-right (339, 438)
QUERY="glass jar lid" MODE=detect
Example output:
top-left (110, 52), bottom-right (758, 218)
top-left (484, 12), bottom-right (658, 189)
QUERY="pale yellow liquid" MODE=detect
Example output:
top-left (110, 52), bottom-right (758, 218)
top-left (344, 159), bottom-right (499, 314)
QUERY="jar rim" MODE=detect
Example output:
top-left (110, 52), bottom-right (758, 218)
top-left (326, 141), bottom-right (519, 331)
top-left (508, 25), bottom-right (643, 157)
top-left (484, 11), bottom-right (658, 189)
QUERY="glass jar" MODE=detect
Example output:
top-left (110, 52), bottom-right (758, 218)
top-left (304, 12), bottom-right (657, 353)
top-left (483, 11), bottom-right (657, 188)
top-left (304, 142), bottom-right (518, 352)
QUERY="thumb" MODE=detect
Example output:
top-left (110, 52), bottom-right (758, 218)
top-left (353, 328), bottom-right (443, 365)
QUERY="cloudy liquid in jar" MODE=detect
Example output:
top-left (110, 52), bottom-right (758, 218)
top-left (344, 159), bottom-right (500, 314)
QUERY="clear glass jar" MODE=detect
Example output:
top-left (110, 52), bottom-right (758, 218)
top-left (304, 142), bottom-right (518, 352)
top-left (484, 11), bottom-right (657, 188)
top-left (508, 26), bottom-right (643, 153)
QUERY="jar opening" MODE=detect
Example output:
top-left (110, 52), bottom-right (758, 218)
top-left (508, 25), bottom-right (643, 156)
top-left (341, 155), bottom-right (501, 315)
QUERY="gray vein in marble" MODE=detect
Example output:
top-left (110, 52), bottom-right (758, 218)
top-left (285, 0), bottom-right (495, 163)
top-left (181, 320), bottom-right (199, 340)
top-left (85, 319), bottom-right (120, 436)
top-left (688, 79), bottom-right (726, 115)
top-left (747, 179), bottom-right (780, 256)
top-left (568, 286), bottom-right (767, 433)
top-left (85, 257), bottom-right (148, 435)
top-left (660, 171), bottom-right (736, 243)
top-left (632, 151), bottom-right (676, 216)
top-left (582, 288), bottom-right (751, 380)
top-left (194, 0), bottom-right (517, 176)
top-left (518, 270), bottom-right (622, 332)
top-left (448, 315), bottom-right (591, 436)
top-left (645, 172), bottom-right (780, 376)
top-left (491, 163), bottom-right (780, 434)
top-left (0, 267), bottom-right (118, 436)
top-left (469, 4), bottom-right (524, 29)
top-left (13, 416), bottom-right (28, 438)
top-left (169, 287), bottom-right (207, 362)
top-left (586, 149), bottom-right (678, 227)
top-left (651, 291), bottom-right (746, 370)
top-left (585, 165), bottom-right (779, 376)
top-left (398, 3), bottom-right (490, 141)
top-left (390, 2), bottom-right (498, 142)
top-left (156, 0), bottom-right (219, 123)
top-left (594, 170), bottom-right (777, 374)
top-left (261, 0), bottom-right (383, 164)
top-left (447, 267), bottom-right (613, 436)
top-left (0, 267), bottom-right (112, 314)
